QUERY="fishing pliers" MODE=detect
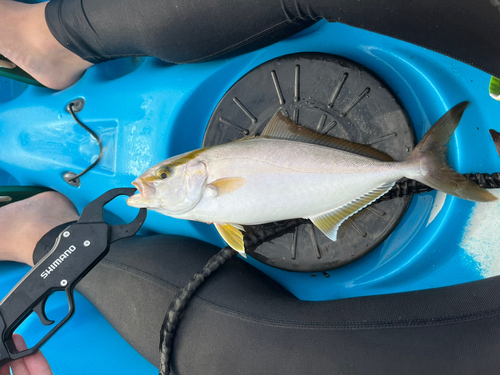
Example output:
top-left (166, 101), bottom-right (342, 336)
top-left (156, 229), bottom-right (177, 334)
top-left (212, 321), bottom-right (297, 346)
top-left (0, 188), bottom-right (146, 368)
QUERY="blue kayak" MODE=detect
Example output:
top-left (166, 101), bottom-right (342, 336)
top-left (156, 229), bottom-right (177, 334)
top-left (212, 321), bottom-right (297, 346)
top-left (1, 21), bottom-right (499, 374)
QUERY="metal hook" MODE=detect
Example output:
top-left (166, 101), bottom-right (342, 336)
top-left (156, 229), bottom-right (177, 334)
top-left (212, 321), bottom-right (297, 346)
top-left (63, 99), bottom-right (103, 187)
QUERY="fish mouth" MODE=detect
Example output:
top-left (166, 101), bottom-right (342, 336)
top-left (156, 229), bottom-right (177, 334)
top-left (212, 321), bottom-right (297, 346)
top-left (133, 178), bottom-right (156, 196)
top-left (128, 178), bottom-right (157, 207)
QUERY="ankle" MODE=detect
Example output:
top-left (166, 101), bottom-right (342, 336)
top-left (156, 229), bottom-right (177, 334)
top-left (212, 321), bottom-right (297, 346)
top-left (0, 0), bottom-right (93, 90)
top-left (0, 219), bottom-right (40, 266)
top-left (0, 192), bottom-right (80, 266)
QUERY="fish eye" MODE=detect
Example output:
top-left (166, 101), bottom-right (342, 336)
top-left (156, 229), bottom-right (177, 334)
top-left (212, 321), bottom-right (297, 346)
top-left (157, 166), bottom-right (172, 180)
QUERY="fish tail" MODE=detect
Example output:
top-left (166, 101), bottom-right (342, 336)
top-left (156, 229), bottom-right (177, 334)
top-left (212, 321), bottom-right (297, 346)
top-left (406, 101), bottom-right (497, 202)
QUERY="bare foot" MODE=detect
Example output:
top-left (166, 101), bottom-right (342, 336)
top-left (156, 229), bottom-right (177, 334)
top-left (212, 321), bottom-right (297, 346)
top-left (0, 192), bottom-right (79, 266)
top-left (0, 1), bottom-right (93, 90)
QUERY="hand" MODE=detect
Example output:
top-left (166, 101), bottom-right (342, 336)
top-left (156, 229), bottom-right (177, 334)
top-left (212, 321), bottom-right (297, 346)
top-left (0, 335), bottom-right (53, 375)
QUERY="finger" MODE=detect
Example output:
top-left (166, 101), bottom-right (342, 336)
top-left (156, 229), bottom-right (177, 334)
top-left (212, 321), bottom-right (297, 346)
top-left (23, 349), bottom-right (53, 375)
top-left (0, 363), bottom-right (12, 375)
top-left (24, 352), bottom-right (53, 375)
top-left (8, 358), bottom-right (30, 375)
top-left (9, 335), bottom-right (30, 375)
top-left (12, 335), bottom-right (53, 375)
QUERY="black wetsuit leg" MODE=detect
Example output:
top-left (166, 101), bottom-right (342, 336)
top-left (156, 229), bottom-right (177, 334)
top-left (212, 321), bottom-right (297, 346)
top-left (33, 231), bottom-right (500, 375)
top-left (44, 0), bottom-right (500, 78)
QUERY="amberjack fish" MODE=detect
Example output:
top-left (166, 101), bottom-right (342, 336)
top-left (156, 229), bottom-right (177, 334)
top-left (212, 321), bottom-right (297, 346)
top-left (127, 102), bottom-right (496, 255)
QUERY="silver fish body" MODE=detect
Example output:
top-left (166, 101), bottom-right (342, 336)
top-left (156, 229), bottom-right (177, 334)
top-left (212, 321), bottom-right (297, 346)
top-left (171, 138), bottom-right (413, 224)
top-left (128, 102), bottom-right (497, 254)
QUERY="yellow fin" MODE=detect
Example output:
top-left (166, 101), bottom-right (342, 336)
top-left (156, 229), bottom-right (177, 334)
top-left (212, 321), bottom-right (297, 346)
top-left (309, 182), bottom-right (394, 241)
top-left (214, 223), bottom-right (246, 256)
top-left (262, 109), bottom-right (394, 162)
top-left (209, 177), bottom-right (247, 197)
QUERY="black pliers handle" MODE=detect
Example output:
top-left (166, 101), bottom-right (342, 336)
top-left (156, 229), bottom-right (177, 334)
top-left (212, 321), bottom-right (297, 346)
top-left (0, 188), bottom-right (146, 368)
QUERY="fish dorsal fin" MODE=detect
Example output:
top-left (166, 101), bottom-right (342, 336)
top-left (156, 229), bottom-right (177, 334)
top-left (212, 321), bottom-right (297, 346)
top-left (309, 181), bottom-right (395, 241)
top-left (214, 223), bottom-right (246, 256)
top-left (262, 110), bottom-right (394, 162)
top-left (208, 177), bottom-right (247, 197)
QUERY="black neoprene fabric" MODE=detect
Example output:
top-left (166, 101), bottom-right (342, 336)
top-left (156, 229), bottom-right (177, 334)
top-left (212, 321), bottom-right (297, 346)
top-left (34, 231), bottom-right (500, 375)
top-left (44, 0), bottom-right (500, 77)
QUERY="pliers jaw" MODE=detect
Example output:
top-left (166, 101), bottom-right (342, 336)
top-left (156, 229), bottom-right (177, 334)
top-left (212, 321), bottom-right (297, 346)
top-left (0, 188), bottom-right (146, 368)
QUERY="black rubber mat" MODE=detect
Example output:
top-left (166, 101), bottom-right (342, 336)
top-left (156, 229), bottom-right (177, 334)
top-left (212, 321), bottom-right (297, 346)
top-left (204, 53), bottom-right (415, 272)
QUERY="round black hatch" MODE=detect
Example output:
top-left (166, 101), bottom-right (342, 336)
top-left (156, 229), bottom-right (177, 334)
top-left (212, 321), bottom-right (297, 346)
top-left (203, 53), bottom-right (415, 272)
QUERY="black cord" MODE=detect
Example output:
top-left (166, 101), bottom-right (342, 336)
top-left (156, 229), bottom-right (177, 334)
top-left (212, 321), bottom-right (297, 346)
top-left (464, 172), bottom-right (500, 189)
top-left (67, 103), bottom-right (103, 182)
top-left (159, 247), bottom-right (237, 375)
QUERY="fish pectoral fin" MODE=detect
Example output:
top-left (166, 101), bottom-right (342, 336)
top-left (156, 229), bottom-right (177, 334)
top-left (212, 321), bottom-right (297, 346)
top-left (309, 182), bottom-right (395, 241)
top-left (208, 177), bottom-right (247, 197)
top-left (214, 223), bottom-right (246, 256)
top-left (261, 109), bottom-right (394, 162)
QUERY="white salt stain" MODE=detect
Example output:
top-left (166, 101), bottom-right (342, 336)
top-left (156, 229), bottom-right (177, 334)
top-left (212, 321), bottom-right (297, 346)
top-left (126, 96), bottom-right (156, 176)
top-left (127, 124), bottom-right (153, 177)
top-left (460, 189), bottom-right (500, 277)
top-left (128, 146), bottom-right (152, 177)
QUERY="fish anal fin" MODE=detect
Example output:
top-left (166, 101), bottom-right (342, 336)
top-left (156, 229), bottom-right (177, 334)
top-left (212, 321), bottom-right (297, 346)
top-left (208, 177), bottom-right (247, 197)
top-left (310, 182), bottom-right (394, 241)
top-left (214, 223), bottom-right (246, 256)
top-left (262, 110), bottom-right (394, 162)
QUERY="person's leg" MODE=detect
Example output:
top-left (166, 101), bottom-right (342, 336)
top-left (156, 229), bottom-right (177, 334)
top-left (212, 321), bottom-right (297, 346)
top-left (0, 0), bottom-right (314, 90)
top-left (0, 191), bottom-right (79, 265)
top-left (2, 0), bottom-right (500, 90)
top-left (38, 232), bottom-right (500, 375)
top-left (0, 1), bottom-right (93, 90)
top-left (44, 0), bottom-right (500, 77)
top-left (43, 0), bottom-right (316, 65)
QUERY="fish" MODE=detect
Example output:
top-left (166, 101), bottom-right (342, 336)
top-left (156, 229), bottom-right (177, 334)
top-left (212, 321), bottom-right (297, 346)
top-left (127, 101), bottom-right (497, 256)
